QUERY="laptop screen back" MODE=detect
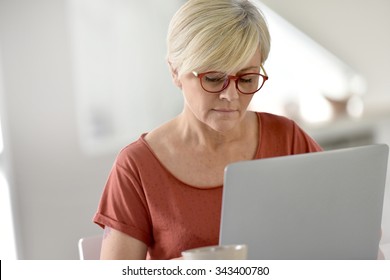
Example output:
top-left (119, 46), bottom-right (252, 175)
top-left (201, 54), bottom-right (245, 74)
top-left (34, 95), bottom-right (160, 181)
top-left (219, 144), bottom-right (389, 259)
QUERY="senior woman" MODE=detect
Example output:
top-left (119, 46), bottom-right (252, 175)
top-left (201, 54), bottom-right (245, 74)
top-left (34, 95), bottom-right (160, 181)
top-left (93, 0), bottom-right (322, 259)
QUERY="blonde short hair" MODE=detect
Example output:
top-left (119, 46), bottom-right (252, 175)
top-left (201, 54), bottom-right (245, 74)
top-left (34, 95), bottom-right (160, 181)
top-left (167, 0), bottom-right (270, 77)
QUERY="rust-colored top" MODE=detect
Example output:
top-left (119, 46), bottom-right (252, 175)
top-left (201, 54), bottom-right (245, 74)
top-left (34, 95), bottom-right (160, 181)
top-left (93, 112), bottom-right (322, 259)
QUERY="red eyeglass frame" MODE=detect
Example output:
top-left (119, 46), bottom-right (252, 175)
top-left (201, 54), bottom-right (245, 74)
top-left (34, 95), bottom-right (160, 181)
top-left (192, 64), bottom-right (269, 95)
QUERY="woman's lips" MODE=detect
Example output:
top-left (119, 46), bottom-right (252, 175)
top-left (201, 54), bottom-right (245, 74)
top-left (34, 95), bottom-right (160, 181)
top-left (213, 108), bottom-right (237, 113)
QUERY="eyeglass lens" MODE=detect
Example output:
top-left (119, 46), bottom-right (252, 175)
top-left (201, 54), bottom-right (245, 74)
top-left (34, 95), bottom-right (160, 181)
top-left (200, 72), bottom-right (264, 94)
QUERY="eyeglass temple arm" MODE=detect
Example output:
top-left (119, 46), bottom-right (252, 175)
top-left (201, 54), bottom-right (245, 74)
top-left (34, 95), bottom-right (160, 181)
top-left (260, 64), bottom-right (268, 77)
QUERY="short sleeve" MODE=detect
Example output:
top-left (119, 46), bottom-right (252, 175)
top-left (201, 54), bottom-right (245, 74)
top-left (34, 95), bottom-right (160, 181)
top-left (93, 146), bottom-right (153, 246)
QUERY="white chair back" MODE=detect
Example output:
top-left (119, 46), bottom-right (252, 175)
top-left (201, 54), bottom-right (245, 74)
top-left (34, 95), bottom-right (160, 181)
top-left (78, 235), bottom-right (102, 260)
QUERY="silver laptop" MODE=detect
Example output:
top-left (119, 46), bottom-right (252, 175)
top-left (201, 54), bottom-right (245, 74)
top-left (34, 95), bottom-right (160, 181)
top-left (219, 144), bottom-right (389, 259)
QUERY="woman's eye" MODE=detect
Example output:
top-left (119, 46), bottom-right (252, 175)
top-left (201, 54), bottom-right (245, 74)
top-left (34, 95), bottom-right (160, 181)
top-left (239, 74), bottom-right (259, 84)
top-left (239, 77), bottom-right (252, 83)
top-left (205, 75), bottom-right (226, 83)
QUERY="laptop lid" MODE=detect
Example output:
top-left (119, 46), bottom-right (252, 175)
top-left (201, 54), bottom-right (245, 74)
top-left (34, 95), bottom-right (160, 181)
top-left (219, 144), bottom-right (389, 259)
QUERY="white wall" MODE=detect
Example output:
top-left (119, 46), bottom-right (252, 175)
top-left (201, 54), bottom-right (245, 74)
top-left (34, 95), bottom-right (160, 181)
top-left (0, 0), bottom-right (389, 259)
top-left (0, 0), bottom-right (114, 259)
top-left (0, 0), bottom-right (182, 260)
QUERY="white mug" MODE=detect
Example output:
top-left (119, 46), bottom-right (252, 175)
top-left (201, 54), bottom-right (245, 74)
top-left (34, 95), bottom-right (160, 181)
top-left (181, 244), bottom-right (247, 260)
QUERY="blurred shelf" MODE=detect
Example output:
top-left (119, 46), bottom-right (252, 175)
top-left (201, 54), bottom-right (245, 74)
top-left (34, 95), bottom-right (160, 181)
top-left (299, 103), bottom-right (390, 150)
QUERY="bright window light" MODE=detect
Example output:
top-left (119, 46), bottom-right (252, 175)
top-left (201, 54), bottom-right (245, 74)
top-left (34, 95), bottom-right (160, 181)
top-left (0, 36), bottom-right (17, 260)
top-left (0, 171), bottom-right (17, 259)
top-left (0, 119), bottom-right (3, 154)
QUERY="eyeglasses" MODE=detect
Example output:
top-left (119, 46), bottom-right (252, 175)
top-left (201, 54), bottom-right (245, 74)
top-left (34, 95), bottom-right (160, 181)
top-left (192, 65), bottom-right (268, 95)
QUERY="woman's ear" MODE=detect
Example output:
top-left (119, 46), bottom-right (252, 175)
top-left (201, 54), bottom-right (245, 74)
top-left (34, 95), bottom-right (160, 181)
top-left (168, 61), bottom-right (182, 89)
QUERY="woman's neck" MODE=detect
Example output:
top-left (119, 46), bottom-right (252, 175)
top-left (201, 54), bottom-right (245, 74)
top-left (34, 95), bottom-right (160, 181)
top-left (175, 109), bottom-right (253, 151)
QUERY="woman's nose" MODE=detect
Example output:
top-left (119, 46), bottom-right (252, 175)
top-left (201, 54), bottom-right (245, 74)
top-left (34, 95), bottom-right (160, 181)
top-left (219, 79), bottom-right (239, 101)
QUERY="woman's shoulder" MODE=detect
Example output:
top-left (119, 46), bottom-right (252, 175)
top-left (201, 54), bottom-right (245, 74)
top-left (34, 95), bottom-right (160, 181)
top-left (114, 135), bottom-right (152, 166)
top-left (115, 119), bottom-right (177, 167)
top-left (143, 118), bottom-right (178, 152)
top-left (255, 111), bottom-right (322, 154)
top-left (256, 112), bottom-right (296, 131)
top-left (119, 117), bottom-right (176, 156)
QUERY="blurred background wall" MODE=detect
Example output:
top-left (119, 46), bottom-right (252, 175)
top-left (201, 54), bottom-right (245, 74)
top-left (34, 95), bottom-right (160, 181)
top-left (262, 0), bottom-right (390, 107)
top-left (0, 0), bottom-right (389, 259)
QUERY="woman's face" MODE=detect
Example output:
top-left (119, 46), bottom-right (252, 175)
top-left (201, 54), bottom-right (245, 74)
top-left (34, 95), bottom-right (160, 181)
top-left (178, 50), bottom-right (262, 133)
